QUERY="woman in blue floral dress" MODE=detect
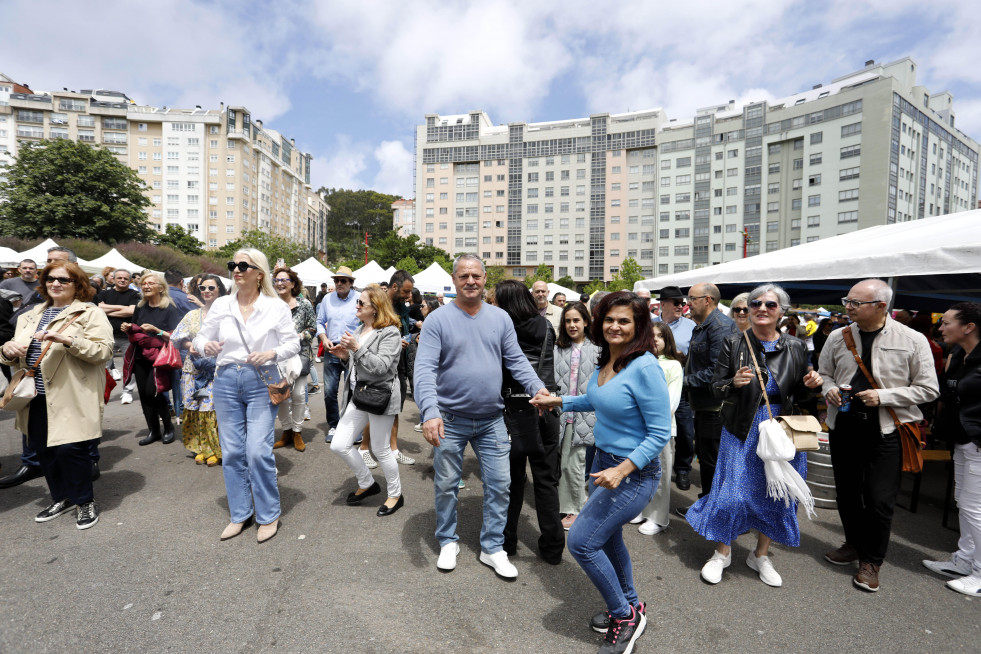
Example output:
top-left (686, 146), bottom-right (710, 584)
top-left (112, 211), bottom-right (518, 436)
top-left (687, 284), bottom-right (823, 587)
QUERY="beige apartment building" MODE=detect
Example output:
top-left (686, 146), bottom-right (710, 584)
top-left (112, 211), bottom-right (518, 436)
top-left (0, 75), bottom-right (327, 252)
top-left (414, 57), bottom-right (979, 284)
top-left (392, 198), bottom-right (415, 237)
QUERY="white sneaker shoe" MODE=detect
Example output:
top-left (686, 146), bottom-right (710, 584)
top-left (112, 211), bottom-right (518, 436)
top-left (360, 449), bottom-right (378, 469)
top-left (628, 513), bottom-right (645, 525)
top-left (394, 450), bottom-right (415, 465)
top-left (746, 552), bottom-right (783, 587)
top-left (437, 542), bottom-right (460, 571)
top-left (413, 423), bottom-right (423, 432)
top-left (303, 407), bottom-right (312, 421)
top-left (480, 550), bottom-right (518, 579)
top-left (110, 368), bottom-right (122, 381)
top-left (638, 521), bottom-right (667, 536)
top-left (923, 555), bottom-right (972, 579)
top-left (946, 572), bottom-right (981, 596)
top-left (700, 550), bottom-right (731, 584)
top-left (120, 392), bottom-right (133, 405)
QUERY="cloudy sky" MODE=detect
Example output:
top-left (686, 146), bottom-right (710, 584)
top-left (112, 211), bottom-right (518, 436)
top-left (3, 0), bottom-right (979, 198)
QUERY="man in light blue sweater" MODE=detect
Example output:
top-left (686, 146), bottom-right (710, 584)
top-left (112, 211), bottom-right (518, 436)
top-left (414, 254), bottom-right (549, 579)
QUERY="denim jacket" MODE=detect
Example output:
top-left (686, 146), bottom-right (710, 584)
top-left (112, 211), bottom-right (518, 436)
top-left (684, 308), bottom-right (738, 411)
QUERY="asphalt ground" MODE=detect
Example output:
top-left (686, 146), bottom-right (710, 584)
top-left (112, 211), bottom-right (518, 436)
top-left (0, 374), bottom-right (978, 654)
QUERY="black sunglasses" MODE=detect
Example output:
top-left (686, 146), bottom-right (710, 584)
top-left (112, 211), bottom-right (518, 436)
top-left (227, 261), bottom-right (260, 273)
top-left (749, 299), bottom-right (780, 310)
top-left (198, 284), bottom-right (218, 292)
top-left (731, 307), bottom-right (750, 314)
top-left (356, 299), bottom-right (371, 308)
top-left (45, 276), bottom-right (75, 285)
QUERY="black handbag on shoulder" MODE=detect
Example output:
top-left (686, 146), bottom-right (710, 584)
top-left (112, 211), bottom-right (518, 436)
top-left (352, 380), bottom-right (391, 415)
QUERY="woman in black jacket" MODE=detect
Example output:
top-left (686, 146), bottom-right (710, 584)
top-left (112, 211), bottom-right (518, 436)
top-left (495, 280), bottom-right (564, 564)
top-left (922, 302), bottom-right (981, 596)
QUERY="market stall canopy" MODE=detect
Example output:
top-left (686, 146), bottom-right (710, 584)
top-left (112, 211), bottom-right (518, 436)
top-left (635, 210), bottom-right (981, 312)
top-left (384, 266), bottom-right (396, 277)
top-left (78, 248), bottom-right (150, 276)
top-left (413, 262), bottom-right (454, 295)
top-left (15, 238), bottom-right (62, 264)
top-left (352, 260), bottom-right (389, 288)
top-left (0, 246), bottom-right (22, 267)
top-left (292, 257), bottom-right (335, 288)
top-left (547, 282), bottom-right (579, 303)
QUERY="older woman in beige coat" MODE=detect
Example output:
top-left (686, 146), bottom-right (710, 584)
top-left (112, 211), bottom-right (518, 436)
top-left (0, 262), bottom-right (113, 530)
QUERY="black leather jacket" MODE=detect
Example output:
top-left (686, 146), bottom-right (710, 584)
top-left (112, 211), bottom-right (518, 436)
top-left (938, 344), bottom-right (981, 447)
top-left (685, 309), bottom-right (738, 410)
top-left (712, 331), bottom-right (811, 441)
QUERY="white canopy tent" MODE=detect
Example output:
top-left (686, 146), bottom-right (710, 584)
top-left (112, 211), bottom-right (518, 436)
top-left (79, 248), bottom-right (150, 276)
top-left (0, 246), bottom-right (22, 267)
top-left (635, 210), bottom-right (981, 312)
top-left (352, 260), bottom-right (390, 288)
top-left (15, 238), bottom-right (62, 265)
top-left (547, 282), bottom-right (579, 303)
top-left (412, 262), bottom-right (454, 295)
top-left (384, 266), bottom-right (396, 278)
top-left (292, 257), bottom-right (335, 288)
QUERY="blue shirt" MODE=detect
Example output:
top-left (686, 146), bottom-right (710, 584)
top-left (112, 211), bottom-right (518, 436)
top-left (413, 301), bottom-right (545, 423)
top-left (659, 316), bottom-right (696, 355)
top-left (168, 286), bottom-right (195, 316)
top-left (316, 291), bottom-right (359, 343)
top-left (562, 352), bottom-right (671, 469)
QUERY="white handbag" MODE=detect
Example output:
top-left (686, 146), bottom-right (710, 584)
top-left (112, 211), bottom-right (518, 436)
top-left (0, 311), bottom-right (82, 412)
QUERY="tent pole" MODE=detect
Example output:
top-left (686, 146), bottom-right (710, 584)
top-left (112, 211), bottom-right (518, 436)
top-left (886, 276), bottom-right (898, 312)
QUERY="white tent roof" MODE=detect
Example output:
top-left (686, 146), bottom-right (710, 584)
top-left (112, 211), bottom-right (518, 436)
top-left (635, 210), bottom-right (981, 311)
top-left (79, 248), bottom-right (149, 276)
top-left (352, 260), bottom-right (390, 288)
top-left (548, 282), bottom-right (578, 303)
top-left (292, 257), bottom-right (335, 288)
top-left (0, 246), bottom-right (22, 267)
top-left (384, 266), bottom-right (396, 277)
top-left (16, 238), bottom-right (61, 264)
top-left (413, 262), bottom-right (454, 295)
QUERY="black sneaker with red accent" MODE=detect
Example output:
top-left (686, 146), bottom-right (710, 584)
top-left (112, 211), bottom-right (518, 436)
top-left (597, 603), bottom-right (646, 654)
top-left (590, 601), bottom-right (646, 634)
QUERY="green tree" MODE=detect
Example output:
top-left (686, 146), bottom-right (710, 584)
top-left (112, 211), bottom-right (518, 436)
top-left (583, 278), bottom-right (607, 295)
top-left (607, 257), bottom-right (645, 292)
top-left (217, 229), bottom-right (314, 266)
top-left (555, 275), bottom-right (576, 290)
top-left (319, 188), bottom-right (401, 263)
top-left (485, 265), bottom-right (510, 288)
top-left (524, 263), bottom-right (554, 288)
top-left (155, 224), bottom-right (204, 255)
top-left (394, 256), bottom-right (420, 275)
top-left (0, 139), bottom-right (152, 243)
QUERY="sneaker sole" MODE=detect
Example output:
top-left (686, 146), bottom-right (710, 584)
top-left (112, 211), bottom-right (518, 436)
top-left (621, 612), bottom-right (647, 654)
top-left (35, 505), bottom-right (76, 523)
top-left (922, 560), bottom-right (971, 579)
top-left (946, 580), bottom-right (981, 596)
top-left (77, 515), bottom-right (99, 530)
top-left (825, 554), bottom-right (857, 566)
top-left (746, 556), bottom-right (783, 587)
top-left (436, 544), bottom-right (460, 571)
top-left (852, 577), bottom-right (879, 592)
top-left (478, 553), bottom-right (518, 579)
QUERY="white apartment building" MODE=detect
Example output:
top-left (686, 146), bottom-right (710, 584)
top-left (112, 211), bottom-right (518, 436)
top-left (392, 198), bottom-right (415, 237)
top-left (414, 57), bottom-right (979, 284)
top-left (0, 76), bottom-right (328, 252)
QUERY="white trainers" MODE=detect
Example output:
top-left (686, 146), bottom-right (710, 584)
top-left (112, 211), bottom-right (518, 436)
top-left (394, 450), bottom-right (415, 465)
top-left (923, 555), bottom-right (973, 579)
top-left (946, 572), bottom-right (981, 596)
top-left (479, 550), bottom-right (518, 579)
top-left (437, 542), bottom-right (460, 571)
top-left (360, 449), bottom-right (378, 469)
top-left (413, 423), bottom-right (423, 432)
top-left (120, 392), bottom-right (133, 405)
top-left (638, 521), bottom-right (667, 536)
top-left (303, 407), bottom-right (312, 421)
top-left (700, 550), bottom-right (731, 584)
top-left (746, 552), bottom-right (783, 587)
top-left (110, 368), bottom-right (122, 381)
top-left (628, 514), bottom-right (645, 525)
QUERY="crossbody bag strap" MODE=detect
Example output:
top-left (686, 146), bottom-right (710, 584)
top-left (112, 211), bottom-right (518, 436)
top-left (231, 317), bottom-right (252, 355)
top-left (841, 327), bottom-right (902, 429)
top-left (536, 324), bottom-right (553, 378)
top-left (26, 311), bottom-right (83, 377)
top-left (743, 329), bottom-right (774, 421)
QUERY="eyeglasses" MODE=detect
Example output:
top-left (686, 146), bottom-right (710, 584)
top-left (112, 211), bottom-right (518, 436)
top-left (731, 307), bottom-right (750, 315)
top-left (198, 285), bottom-right (218, 292)
top-left (749, 299), bottom-right (780, 310)
top-left (841, 297), bottom-right (881, 308)
top-left (687, 295), bottom-right (709, 303)
top-left (45, 276), bottom-right (75, 285)
top-left (356, 300), bottom-right (372, 308)
top-left (273, 278), bottom-right (291, 285)
top-left (227, 261), bottom-right (260, 273)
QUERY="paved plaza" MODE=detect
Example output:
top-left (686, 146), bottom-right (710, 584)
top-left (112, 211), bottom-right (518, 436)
top-left (0, 381), bottom-right (978, 654)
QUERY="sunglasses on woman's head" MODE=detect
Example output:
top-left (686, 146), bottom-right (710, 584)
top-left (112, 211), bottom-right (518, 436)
top-left (227, 261), bottom-right (259, 273)
top-left (749, 299), bottom-right (779, 310)
top-left (731, 307), bottom-right (749, 314)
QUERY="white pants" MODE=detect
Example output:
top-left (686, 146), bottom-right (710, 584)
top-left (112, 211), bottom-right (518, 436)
top-left (277, 377), bottom-right (308, 432)
top-left (640, 438), bottom-right (674, 528)
top-left (954, 442), bottom-right (981, 572)
top-left (330, 402), bottom-right (401, 498)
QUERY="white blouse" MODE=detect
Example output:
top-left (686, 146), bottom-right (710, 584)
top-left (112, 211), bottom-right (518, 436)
top-left (192, 293), bottom-right (300, 366)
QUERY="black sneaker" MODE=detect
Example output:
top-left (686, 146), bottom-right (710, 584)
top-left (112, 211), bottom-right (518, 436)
top-left (35, 499), bottom-right (76, 523)
top-left (76, 501), bottom-right (99, 530)
top-left (591, 602), bottom-right (645, 635)
top-left (597, 603), bottom-right (646, 654)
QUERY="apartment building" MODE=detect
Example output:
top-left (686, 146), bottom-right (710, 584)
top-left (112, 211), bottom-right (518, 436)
top-left (414, 57), bottom-right (979, 284)
top-left (392, 198), bottom-right (415, 237)
top-left (0, 76), bottom-right (327, 252)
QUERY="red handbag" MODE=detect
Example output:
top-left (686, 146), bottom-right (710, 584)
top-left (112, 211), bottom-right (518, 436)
top-left (153, 341), bottom-right (182, 369)
top-left (104, 368), bottom-right (116, 404)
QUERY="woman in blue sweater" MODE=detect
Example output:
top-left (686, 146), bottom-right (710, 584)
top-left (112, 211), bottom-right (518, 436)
top-left (533, 291), bottom-right (671, 654)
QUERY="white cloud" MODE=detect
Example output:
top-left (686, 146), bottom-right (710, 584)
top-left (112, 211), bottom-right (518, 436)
top-left (372, 141), bottom-right (414, 198)
top-left (311, 137), bottom-right (413, 197)
top-left (312, 135), bottom-right (368, 191)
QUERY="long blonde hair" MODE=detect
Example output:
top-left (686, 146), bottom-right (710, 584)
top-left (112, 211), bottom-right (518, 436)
top-left (361, 286), bottom-right (400, 330)
top-left (137, 272), bottom-right (174, 308)
top-left (232, 248), bottom-right (276, 297)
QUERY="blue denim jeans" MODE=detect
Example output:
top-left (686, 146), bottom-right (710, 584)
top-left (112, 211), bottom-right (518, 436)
top-left (213, 365), bottom-right (281, 525)
top-left (568, 449), bottom-right (660, 619)
top-left (433, 411), bottom-right (511, 554)
top-left (322, 354), bottom-right (344, 429)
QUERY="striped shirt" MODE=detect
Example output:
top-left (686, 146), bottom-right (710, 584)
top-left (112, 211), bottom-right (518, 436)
top-left (26, 306), bottom-right (66, 395)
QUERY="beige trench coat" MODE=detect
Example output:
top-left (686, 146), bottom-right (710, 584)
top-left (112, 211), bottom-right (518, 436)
top-left (0, 300), bottom-right (113, 446)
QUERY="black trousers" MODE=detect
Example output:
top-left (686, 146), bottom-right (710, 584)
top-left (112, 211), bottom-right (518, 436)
top-left (694, 408), bottom-right (723, 497)
top-left (28, 398), bottom-right (94, 506)
top-left (674, 396), bottom-right (695, 475)
top-left (830, 411), bottom-right (902, 566)
top-left (132, 355), bottom-right (173, 438)
top-left (504, 409), bottom-right (565, 563)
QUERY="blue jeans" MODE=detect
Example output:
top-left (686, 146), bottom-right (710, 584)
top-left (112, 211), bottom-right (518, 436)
top-left (213, 365), bottom-right (281, 525)
top-left (433, 411), bottom-right (511, 554)
top-left (568, 450), bottom-right (660, 619)
top-left (322, 354), bottom-right (344, 429)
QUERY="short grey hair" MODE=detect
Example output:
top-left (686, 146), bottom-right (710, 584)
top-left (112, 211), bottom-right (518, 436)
top-left (113, 268), bottom-right (131, 278)
top-left (730, 292), bottom-right (750, 307)
top-left (47, 246), bottom-right (77, 262)
top-left (748, 283), bottom-right (791, 315)
top-left (452, 253), bottom-right (485, 276)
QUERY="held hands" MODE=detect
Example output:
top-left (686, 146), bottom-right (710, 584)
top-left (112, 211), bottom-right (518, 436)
top-left (732, 365), bottom-right (755, 388)
top-left (802, 370), bottom-right (823, 388)
top-left (422, 418), bottom-right (445, 446)
top-left (529, 389), bottom-right (561, 415)
top-left (245, 349), bottom-right (277, 366)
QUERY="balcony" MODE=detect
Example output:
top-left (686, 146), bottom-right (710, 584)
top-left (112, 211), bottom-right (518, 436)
top-left (16, 126), bottom-right (44, 139)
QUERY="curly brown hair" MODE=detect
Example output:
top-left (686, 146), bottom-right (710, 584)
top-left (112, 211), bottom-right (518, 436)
top-left (273, 267), bottom-right (302, 298)
top-left (38, 262), bottom-right (96, 303)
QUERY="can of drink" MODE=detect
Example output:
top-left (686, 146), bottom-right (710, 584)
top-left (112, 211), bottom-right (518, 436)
top-left (839, 385), bottom-right (852, 413)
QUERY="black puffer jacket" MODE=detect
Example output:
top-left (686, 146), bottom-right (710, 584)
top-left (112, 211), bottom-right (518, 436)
top-left (711, 331), bottom-right (811, 440)
top-left (938, 344), bottom-right (981, 448)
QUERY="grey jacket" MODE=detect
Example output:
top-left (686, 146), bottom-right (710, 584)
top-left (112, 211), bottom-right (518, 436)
top-left (553, 339), bottom-right (599, 447)
top-left (339, 324), bottom-right (402, 416)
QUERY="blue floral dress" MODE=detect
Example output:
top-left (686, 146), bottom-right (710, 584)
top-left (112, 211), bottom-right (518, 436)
top-left (686, 339), bottom-right (807, 546)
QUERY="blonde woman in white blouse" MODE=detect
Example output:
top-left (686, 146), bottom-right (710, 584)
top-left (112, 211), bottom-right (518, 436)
top-left (194, 249), bottom-right (300, 544)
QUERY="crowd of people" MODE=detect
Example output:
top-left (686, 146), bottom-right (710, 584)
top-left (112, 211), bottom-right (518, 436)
top-left (2, 246), bottom-right (979, 654)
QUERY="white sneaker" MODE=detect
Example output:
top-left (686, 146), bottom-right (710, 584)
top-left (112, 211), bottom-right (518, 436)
top-left (394, 450), bottom-right (415, 465)
top-left (437, 542), bottom-right (460, 571)
top-left (303, 407), bottom-right (311, 421)
top-left (923, 555), bottom-right (972, 579)
top-left (746, 552), bottom-right (783, 587)
top-left (120, 392), bottom-right (133, 405)
top-left (700, 550), bottom-right (731, 584)
top-left (479, 550), bottom-right (518, 579)
top-left (361, 449), bottom-right (378, 469)
top-left (628, 514), bottom-right (645, 525)
top-left (413, 423), bottom-right (423, 432)
top-left (110, 369), bottom-right (122, 381)
top-left (946, 572), bottom-right (981, 596)
top-left (638, 521), bottom-right (667, 536)
top-left (315, 356), bottom-right (322, 363)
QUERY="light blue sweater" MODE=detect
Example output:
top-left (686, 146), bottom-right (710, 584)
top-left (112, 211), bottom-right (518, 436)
top-left (414, 301), bottom-right (545, 423)
top-left (562, 352), bottom-right (671, 469)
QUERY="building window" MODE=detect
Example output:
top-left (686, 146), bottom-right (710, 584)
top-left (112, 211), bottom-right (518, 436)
top-left (840, 122), bottom-right (862, 137)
